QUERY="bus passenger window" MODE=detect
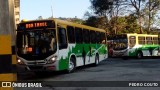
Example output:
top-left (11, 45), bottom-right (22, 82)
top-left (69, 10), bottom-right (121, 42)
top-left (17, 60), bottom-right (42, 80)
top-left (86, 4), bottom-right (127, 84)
top-left (83, 29), bottom-right (90, 43)
top-left (75, 27), bottom-right (83, 43)
top-left (90, 30), bottom-right (96, 44)
top-left (96, 32), bottom-right (101, 43)
top-left (67, 26), bottom-right (75, 43)
top-left (58, 27), bottom-right (67, 49)
top-left (153, 37), bottom-right (158, 44)
top-left (146, 37), bottom-right (152, 44)
top-left (138, 36), bottom-right (145, 45)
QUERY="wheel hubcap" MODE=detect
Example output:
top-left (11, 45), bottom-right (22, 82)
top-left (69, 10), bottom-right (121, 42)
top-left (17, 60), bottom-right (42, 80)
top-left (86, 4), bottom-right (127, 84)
top-left (96, 57), bottom-right (99, 64)
top-left (69, 61), bottom-right (74, 71)
top-left (138, 53), bottom-right (141, 58)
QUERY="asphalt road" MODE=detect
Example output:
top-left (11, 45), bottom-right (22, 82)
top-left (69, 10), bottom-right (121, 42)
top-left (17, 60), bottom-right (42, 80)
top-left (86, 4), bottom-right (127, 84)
top-left (16, 58), bottom-right (160, 90)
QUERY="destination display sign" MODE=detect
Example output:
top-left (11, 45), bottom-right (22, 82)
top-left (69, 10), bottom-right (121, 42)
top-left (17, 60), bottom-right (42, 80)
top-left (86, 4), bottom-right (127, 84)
top-left (17, 20), bottom-right (55, 30)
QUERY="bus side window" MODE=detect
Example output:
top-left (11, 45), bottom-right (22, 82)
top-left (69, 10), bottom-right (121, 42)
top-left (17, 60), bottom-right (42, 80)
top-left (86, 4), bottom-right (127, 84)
top-left (58, 27), bottom-right (67, 50)
top-left (83, 29), bottom-right (90, 43)
top-left (146, 37), bottom-right (152, 44)
top-left (75, 27), bottom-right (83, 43)
top-left (101, 33), bottom-right (106, 44)
top-left (67, 26), bottom-right (75, 43)
top-left (153, 37), bottom-right (158, 44)
top-left (96, 32), bottom-right (101, 43)
top-left (138, 36), bottom-right (145, 45)
top-left (90, 30), bottom-right (96, 44)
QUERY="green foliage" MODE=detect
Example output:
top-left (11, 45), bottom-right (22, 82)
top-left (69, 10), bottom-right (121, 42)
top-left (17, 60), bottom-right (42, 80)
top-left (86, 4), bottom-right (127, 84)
top-left (83, 16), bottom-right (108, 32)
top-left (90, 0), bottom-right (113, 16)
top-left (69, 17), bottom-right (84, 24)
top-left (88, 0), bottom-right (160, 34)
top-left (108, 15), bottom-right (140, 34)
top-left (83, 16), bottom-right (99, 28)
top-left (55, 17), bottom-right (84, 24)
top-left (37, 16), bottom-right (43, 20)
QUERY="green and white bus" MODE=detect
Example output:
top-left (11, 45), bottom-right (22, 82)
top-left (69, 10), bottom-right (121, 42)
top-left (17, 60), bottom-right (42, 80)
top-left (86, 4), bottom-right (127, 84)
top-left (108, 33), bottom-right (160, 59)
top-left (16, 19), bottom-right (108, 73)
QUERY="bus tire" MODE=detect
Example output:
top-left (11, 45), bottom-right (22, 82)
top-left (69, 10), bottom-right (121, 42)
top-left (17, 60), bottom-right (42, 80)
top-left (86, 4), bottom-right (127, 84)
top-left (137, 51), bottom-right (143, 59)
top-left (93, 55), bottom-right (99, 66)
top-left (67, 57), bottom-right (76, 73)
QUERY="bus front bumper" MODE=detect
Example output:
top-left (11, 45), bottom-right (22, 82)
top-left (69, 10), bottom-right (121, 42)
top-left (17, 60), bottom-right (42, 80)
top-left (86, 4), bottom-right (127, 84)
top-left (17, 64), bottom-right (57, 72)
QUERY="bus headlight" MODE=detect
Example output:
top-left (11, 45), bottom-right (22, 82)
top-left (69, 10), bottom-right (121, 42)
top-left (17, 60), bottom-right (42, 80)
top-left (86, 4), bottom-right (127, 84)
top-left (51, 57), bottom-right (56, 61)
top-left (47, 57), bottom-right (57, 64)
top-left (17, 59), bottom-right (25, 65)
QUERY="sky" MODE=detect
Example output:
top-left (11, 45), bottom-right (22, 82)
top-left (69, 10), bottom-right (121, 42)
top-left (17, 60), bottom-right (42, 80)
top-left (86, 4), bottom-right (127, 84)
top-left (20, 0), bottom-right (91, 20)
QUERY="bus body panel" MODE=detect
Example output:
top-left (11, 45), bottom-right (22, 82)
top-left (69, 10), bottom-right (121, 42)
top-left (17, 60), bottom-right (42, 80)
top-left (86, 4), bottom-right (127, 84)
top-left (128, 45), bottom-right (160, 57)
top-left (57, 43), bottom-right (107, 70)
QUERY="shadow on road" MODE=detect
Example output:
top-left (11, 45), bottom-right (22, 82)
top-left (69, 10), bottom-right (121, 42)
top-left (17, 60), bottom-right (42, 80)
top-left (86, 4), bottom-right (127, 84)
top-left (17, 64), bottom-right (97, 81)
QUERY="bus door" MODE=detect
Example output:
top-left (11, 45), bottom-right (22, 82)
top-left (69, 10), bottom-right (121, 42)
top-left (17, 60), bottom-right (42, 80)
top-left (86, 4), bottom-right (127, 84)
top-left (57, 24), bottom-right (68, 70)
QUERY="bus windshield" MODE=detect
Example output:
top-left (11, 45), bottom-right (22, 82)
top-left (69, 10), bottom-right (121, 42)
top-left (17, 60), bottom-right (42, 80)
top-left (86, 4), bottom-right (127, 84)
top-left (16, 29), bottom-right (57, 60)
top-left (113, 39), bottom-right (128, 50)
top-left (112, 35), bottom-right (128, 50)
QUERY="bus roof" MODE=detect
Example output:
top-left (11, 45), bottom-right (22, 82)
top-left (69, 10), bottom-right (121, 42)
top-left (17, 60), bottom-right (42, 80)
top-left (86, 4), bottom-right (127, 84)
top-left (126, 33), bottom-right (158, 37)
top-left (19, 19), bottom-right (106, 33)
top-left (53, 18), bottom-right (106, 32)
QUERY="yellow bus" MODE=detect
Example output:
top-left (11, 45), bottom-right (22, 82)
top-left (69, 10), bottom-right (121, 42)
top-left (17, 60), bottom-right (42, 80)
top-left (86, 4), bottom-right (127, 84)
top-left (16, 19), bottom-right (108, 73)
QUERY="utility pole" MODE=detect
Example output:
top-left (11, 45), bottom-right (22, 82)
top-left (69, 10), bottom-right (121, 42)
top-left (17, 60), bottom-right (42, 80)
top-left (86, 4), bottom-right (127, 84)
top-left (0, 0), bottom-right (17, 89)
top-left (51, 6), bottom-right (54, 18)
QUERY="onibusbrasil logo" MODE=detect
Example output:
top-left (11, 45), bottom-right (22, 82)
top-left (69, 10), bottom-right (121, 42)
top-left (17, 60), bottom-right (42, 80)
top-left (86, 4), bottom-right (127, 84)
top-left (1, 82), bottom-right (42, 87)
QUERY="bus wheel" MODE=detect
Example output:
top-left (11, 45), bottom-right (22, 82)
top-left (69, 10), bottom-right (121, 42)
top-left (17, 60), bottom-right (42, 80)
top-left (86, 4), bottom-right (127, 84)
top-left (93, 55), bottom-right (99, 66)
top-left (67, 57), bottom-right (76, 73)
top-left (137, 51), bottom-right (143, 59)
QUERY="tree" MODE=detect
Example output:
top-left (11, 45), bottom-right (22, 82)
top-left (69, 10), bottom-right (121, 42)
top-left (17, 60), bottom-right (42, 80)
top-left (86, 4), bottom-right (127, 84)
top-left (125, 0), bottom-right (160, 33)
top-left (143, 0), bottom-right (160, 33)
top-left (88, 0), bottom-right (160, 34)
top-left (90, 0), bottom-right (112, 17)
top-left (125, 0), bottom-right (146, 33)
top-left (89, 0), bottom-right (130, 34)
top-left (84, 16), bottom-right (98, 27)
top-left (84, 15), bottom-right (109, 32)
top-left (108, 15), bottom-right (140, 34)
top-left (109, 0), bottom-right (128, 34)
top-left (37, 16), bottom-right (43, 20)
